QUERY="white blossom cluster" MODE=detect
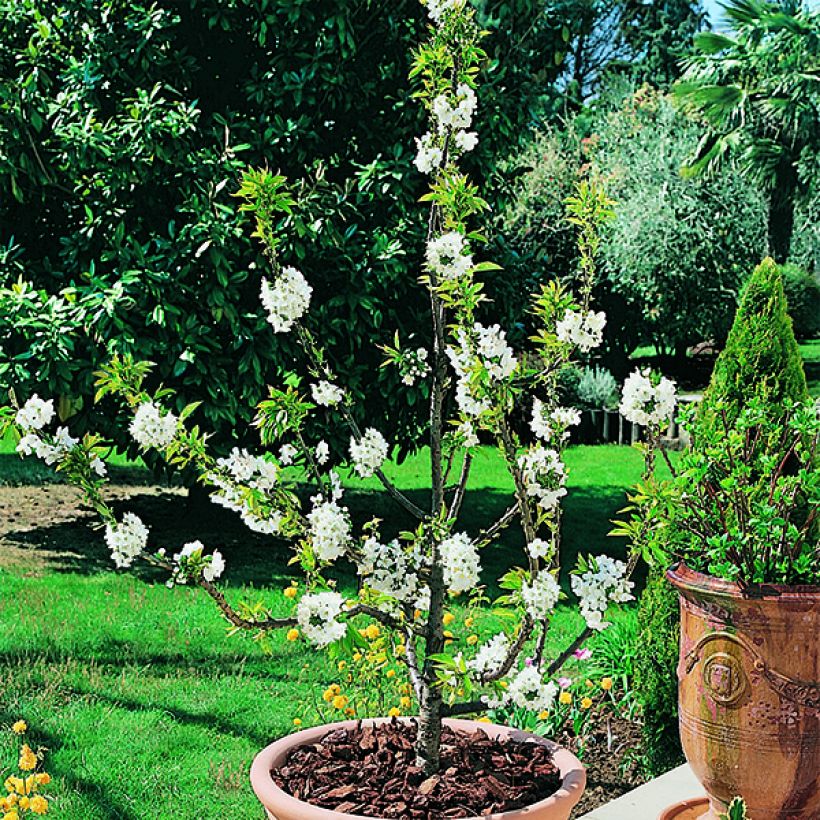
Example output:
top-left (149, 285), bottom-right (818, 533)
top-left (308, 499), bottom-right (351, 562)
top-left (486, 665), bottom-right (559, 713)
top-left (527, 538), bottom-right (553, 562)
top-left (530, 399), bottom-right (581, 443)
top-left (168, 540), bottom-right (226, 585)
top-left (415, 80), bottom-right (478, 174)
top-left (468, 632), bottom-right (509, 679)
top-left (15, 395), bottom-right (54, 431)
top-left (456, 420), bottom-right (479, 448)
top-left (446, 324), bottom-right (517, 417)
top-left (399, 347), bottom-right (430, 386)
top-left (129, 402), bottom-right (178, 450)
top-left (349, 428), bottom-right (389, 478)
top-left (619, 368), bottom-right (677, 428)
top-left (278, 443), bottom-right (297, 466)
top-left (311, 380), bottom-right (344, 407)
top-left (18, 426), bottom-right (83, 468)
top-left (104, 512), bottom-right (149, 568)
top-left (208, 448), bottom-right (283, 535)
top-left (440, 532), bottom-right (481, 593)
top-left (297, 590), bottom-right (347, 648)
top-left (424, 0), bottom-right (466, 25)
top-left (556, 309), bottom-right (607, 352)
top-left (315, 440), bottom-right (330, 465)
top-left (571, 556), bottom-right (635, 631)
top-left (359, 536), bottom-right (427, 606)
top-left (517, 446), bottom-right (567, 511)
top-left (260, 266), bottom-right (312, 333)
top-left (520, 572), bottom-right (562, 620)
top-left (425, 231), bottom-right (473, 282)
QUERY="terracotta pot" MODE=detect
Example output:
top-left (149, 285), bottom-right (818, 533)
top-left (667, 563), bottom-right (820, 819)
top-left (250, 717), bottom-right (586, 820)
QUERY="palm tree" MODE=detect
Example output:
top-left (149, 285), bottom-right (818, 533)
top-left (674, 0), bottom-right (820, 262)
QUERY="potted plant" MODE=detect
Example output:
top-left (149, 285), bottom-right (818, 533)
top-left (575, 366), bottom-right (620, 443)
top-left (618, 259), bottom-right (819, 819)
top-left (1, 1), bottom-right (638, 818)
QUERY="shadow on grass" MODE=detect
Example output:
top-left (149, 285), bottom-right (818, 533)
top-left (2, 479), bottom-right (642, 589)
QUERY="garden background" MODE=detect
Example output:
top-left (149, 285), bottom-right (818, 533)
top-left (1, 0), bottom-right (819, 817)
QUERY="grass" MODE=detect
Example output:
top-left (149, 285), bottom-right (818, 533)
top-left (0, 443), bottom-right (650, 820)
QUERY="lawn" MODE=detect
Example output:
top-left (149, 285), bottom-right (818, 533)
top-left (0, 443), bottom-right (649, 820)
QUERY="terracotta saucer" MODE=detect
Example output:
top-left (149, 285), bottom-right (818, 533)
top-left (658, 797), bottom-right (713, 820)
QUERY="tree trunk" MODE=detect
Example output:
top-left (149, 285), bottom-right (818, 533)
top-left (767, 162), bottom-right (798, 264)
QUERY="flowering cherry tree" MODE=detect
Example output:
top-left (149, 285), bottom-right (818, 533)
top-left (0, 0), bottom-right (654, 776)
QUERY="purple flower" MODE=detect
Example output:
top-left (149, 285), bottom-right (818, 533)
top-left (524, 657), bottom-right (534, 667)
top-left (573, 648), bottom-right (592, 661)
top-left (557, 676), bottom-right (572, 689)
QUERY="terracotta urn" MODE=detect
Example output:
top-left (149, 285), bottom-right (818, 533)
top-left (667, 563), bottom-right (820, 819)
top-left (250, 716), bottom-right (586, 820)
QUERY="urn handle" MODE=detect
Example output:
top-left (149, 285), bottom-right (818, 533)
top-left (681, 631), bottom-right (820, 711)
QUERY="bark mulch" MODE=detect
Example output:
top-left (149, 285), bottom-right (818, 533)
top-left (271, 719), bottom-right (563, 818)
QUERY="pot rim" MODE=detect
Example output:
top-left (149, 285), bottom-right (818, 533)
top-left (667, 561), bottom-right (820, 600)
top-left (249, 716), bottom-right (586, 820)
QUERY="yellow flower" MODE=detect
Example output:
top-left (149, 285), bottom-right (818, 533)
top-left (465, 617), bottom-right (475, 628)
top-left (337, 661), bottom-right (347, 671)
top-left (466, 634), bottom-right (478, 646)
top-left (3, 811), bottom-right (19, 820)
top-left (585, 679), bottom-right (594, 688)
top-left (538, 711), bottom-right (549, 720)
top-left (286, 628), bottom-right (299, 642)
top-left (16, 799), bottom-right (27, 811)
top-left (322, 688), bottom-right (334, 703)
top-left (292, 718), bottom-right (302, 726)
top-left (442, 630), bottom-right (454, 639)
top-left (499, 681), bottom-right (508, 690)
top-left (283, 586), bottom-right (297, 599)
top-left (353, 652), bottom-right (362, 663)
top-left (400, 696), bottom-right (412, 709)
top-left (330, 684), bottom-right (341, 695)
top-left (5, 778), bottom-right (21, 795)
top-left (17, 747), bottom-right (36, 772)
top-left (365, 624), bottom-right (380, 640)
top-left (442, 612), bottom-right (455, 626)
top-left (394, 643), bottom-right (406, 656)
top-left (581, 697), bottom-right (593, 709)
top-left (559, 691), bottom-right (572, 705)
top-left (30, 796), bottom-right (48, 815)
top-left (413, 609), bottom-right (422, 620)
top-left (385, 669), bottom-right (395, 678)
top-left (476, 716), bottom-right (491, 723)
top-left (387, 707), bottom-right (401, 717)
top-left (344, 708), bottom-right (355, 717)
top-left (332, 695), bottom-right (349, 710)
top-left (34, 774), bottom-right (50, 787)
top-left (11, 722), bottom-right (26, 736)
top-left (601, 677), bottom-right (613, 691)
top-left (23, 778), bottom-right (34, 795)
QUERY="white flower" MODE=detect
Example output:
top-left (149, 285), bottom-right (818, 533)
top-left (311, 380), bottom-right (344, 407)
top-left (203, 550), bottom-right (225, 582)
top-left (468, 632), bottom-right (509, 679)
top-left (17, 427), bottom-right (78, 465)
top-left (129, 402), bottom-right (177, 450)
top-left (457, 420), bottom-right (479, 448)
top-left (527, 538), bottom-right (553, 562)
top-left (260, 266), bottom-right (312, 333)
top-left (315, 440), bottom-right (330, 465)
top-left (426, 232), bottom-right (473, 281)
top-left (571, 555), bottom-right (634, 632)
top-left (278, 443), bottom-right (297, 466)
top-left (15, 395), bottom-right (55, 432)
top-left (556, 309), bottom-right (607, 352)
top-left (454, 130), bottom-right (478, 152)
top-left (552, 406), bottom-right (581, 429)
top-left (504, 666), bottom-right (559, 713)
top-left (440, 532), bottom-right (480, 593)
top-left (518, 446), bottom-right (567, 511)
top-left (297, 591), bottom-right (347, 648)
top-left (359, 537), bottom-right (422, 603)
top-left (414, 131), bottom-right (443, 174)
top-left (530, 398), bottom-right (553, 441)
top-left (620, 368), bottom-right (677, 428)
top-left (349, 428), bottom-right (389, 478)
top-left (105, 512), bottom-right (149, 568)
top-left (90, 457), bottom-right (107, 477)
top-left (521, 572), bottom-right (562, 620)
top-left (308, 500), bottom-right (351, 562)
top-left (424, 0), bottom-right (465, 24)
top-left (432, 84), bottom-right (477, 132)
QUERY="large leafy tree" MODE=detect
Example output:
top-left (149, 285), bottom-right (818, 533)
top-left (0, 0), bottom-right (570, 460)
top-left (675, 0), bottom-right (820, 262)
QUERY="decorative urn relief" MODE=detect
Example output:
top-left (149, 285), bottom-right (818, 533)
top-left (668, 563), bottom-right (820, 820)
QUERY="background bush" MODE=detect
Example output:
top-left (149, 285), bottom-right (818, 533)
top-left (0, 0), bottom-right (572, 459)
top-left (780, 263), bottom-right (820, 340)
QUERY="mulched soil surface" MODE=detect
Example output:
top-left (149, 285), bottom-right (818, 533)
top-left (271, 719), bottom-right (562, 818)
